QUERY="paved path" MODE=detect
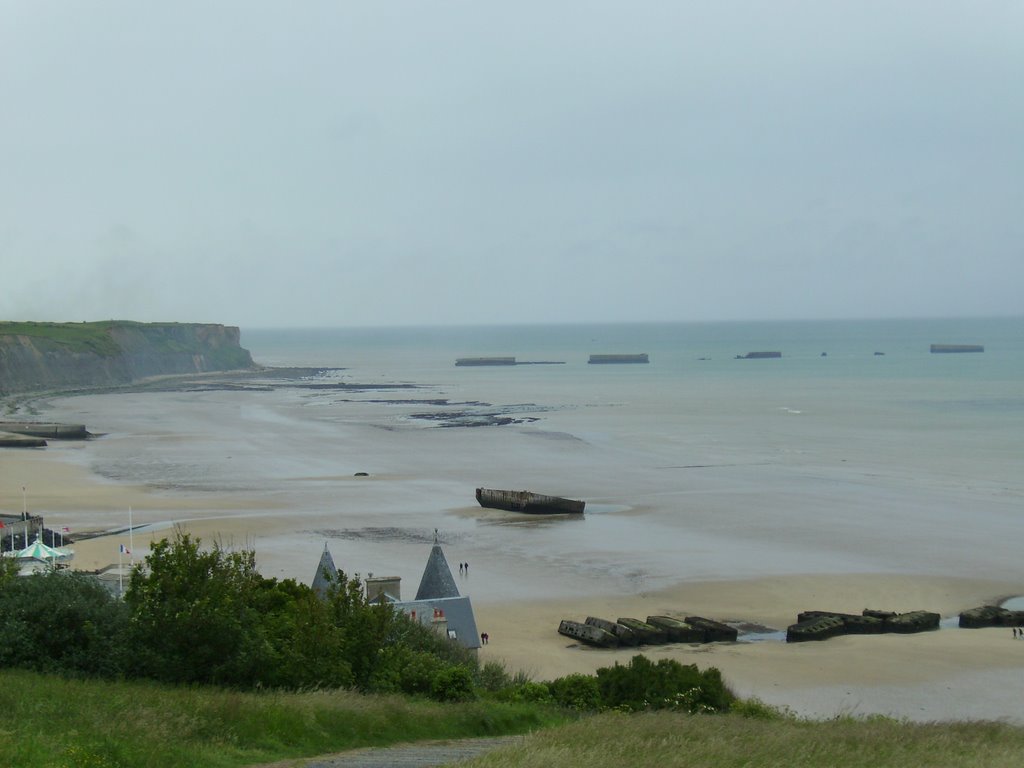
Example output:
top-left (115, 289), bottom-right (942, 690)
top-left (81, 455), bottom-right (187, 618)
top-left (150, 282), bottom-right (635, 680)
top-left (248, 736), bottom-right (524, 768)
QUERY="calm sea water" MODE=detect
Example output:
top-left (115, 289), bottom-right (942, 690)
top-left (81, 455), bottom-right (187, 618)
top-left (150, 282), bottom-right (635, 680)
top-left (243, 317), bottom-right (1024, 382)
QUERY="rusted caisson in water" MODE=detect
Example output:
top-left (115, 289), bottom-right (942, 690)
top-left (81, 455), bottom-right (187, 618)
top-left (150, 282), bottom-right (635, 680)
top-left (475, 488), bottom-right (585, 515)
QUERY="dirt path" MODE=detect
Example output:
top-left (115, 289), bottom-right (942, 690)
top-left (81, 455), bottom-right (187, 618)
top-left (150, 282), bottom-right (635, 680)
top-left (246, 736), bottom-right (524, 768)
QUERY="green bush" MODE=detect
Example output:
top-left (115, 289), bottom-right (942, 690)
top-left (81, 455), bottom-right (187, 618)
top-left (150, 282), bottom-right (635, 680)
top-left (371, 646), bottom-right (447, 696)
top-left (476, 660), bottom-right (514, 692)
top-left (498, 681), bottom-right (553, 704)
top-left (430, 666), bottom-right (476, 702)
top-left (548, 673), bottom-right (601, 711)
top-left (0, 572), bottom-right (130, 677)
top-left (595, 655), bottom-right (734, 713)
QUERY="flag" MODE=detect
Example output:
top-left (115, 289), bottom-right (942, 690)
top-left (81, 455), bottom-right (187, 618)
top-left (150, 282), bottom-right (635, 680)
top-left (62, 526), bottom-right (70, 533)
top-left (119, 544), bottom-right (130, 554)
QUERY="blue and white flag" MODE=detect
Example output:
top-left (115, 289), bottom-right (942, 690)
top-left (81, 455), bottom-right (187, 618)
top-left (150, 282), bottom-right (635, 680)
top-left (119, 544), bottom-right (130, 554)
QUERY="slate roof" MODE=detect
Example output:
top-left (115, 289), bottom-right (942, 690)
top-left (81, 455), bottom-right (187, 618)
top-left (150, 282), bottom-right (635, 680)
top-left (414, 533), bottom-right (460, 601)
top-left (395, 595), bottom-right (481, 650)
top-left (312, 543), bottom-right (338, 599)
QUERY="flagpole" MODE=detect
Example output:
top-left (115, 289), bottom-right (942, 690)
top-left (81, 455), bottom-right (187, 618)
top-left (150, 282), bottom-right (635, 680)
top-left (129, 506), bottom-right (134, 566)
top-left (118, 546), bottom-right (123, 598)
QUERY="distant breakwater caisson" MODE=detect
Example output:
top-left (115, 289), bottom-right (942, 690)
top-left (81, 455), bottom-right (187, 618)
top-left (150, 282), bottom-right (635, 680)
top-left (930, 344), bottom-right (984, 354)
top-left (455, 357), bottom-right (566, 366)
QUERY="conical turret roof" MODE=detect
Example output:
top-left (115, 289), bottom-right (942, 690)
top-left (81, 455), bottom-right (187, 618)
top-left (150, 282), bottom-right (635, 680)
top-left (414, 530), bottom-right (460, 601)
top-left (312, 542), bottom-right (338, 599)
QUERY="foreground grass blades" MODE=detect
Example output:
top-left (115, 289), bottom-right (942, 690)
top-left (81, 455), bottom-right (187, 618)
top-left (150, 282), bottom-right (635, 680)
top-left (465, 710), bottom-right (1024, 768)
top-left (0, 671), bottom-right (565, 768)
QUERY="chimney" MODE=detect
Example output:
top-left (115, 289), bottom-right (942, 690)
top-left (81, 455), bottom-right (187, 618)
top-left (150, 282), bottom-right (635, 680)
top-left (431, 607), bottom-right (448, 637)
top-left (365, 575), bottom-right (401, 603)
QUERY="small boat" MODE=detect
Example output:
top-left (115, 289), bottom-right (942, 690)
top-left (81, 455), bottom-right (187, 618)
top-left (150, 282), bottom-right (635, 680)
top-left (475, 488), bottom-right (585, 515)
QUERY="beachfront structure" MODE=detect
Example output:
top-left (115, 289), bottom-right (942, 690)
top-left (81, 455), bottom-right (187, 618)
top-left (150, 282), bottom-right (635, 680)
top-left (4, 535), bottom-right (74, 575)
top-left (312, 532), bottom-right (480, 652)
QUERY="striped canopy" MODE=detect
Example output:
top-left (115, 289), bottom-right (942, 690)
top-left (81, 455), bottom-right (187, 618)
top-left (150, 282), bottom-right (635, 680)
top-left (15, 537), bottom-right (70, 561)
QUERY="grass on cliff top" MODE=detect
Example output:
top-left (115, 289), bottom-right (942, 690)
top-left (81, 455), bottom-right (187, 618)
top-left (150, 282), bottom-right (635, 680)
top-left (0, 670), bottom-right (565, 768)
top-left (466, 709), bottom-right (1024, 768)
top-left (0, 321), bottom-right (125, 356)
top-left (0, 322), bottom-right (250, 369)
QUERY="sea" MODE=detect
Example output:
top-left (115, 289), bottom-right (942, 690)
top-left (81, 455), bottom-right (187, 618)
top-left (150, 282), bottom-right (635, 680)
top-left (41, 316), bottom-right (1024, 599)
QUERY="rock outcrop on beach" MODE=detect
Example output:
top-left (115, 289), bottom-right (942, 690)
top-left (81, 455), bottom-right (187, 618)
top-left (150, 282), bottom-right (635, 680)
top-left (0, 321), bottom-right (255, 394)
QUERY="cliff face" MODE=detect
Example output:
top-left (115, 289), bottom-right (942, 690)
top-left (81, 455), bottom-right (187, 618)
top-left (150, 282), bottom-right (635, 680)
top-left (0, 321), bottom-right (255, 394)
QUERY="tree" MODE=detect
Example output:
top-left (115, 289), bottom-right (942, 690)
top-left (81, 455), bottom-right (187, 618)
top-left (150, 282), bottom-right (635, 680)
top-left (0, 571), bottom-right (130, 677)
top-left (125, 532), bottom-right (273, 685)
top-left (322, 568), bottom-right (400, 690)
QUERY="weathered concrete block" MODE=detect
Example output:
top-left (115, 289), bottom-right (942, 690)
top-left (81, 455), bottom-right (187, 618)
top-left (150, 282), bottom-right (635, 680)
top-left (684, 616), bottom-right (738, 642)
top-left (558, 620), bottom-right (619, 648)
top-left (585, 616), bottom-right (639, 646)
top-left (646, 615), bottom-right (706, 643)
top-left (616, 617), bottom-right (668, 645)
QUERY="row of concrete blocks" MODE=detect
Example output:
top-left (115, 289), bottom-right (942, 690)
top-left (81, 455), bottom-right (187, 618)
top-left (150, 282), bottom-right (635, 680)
top-left (786, 609), bottom-right (940, 643)
top-left (558, 615), bottom-right (738, 648)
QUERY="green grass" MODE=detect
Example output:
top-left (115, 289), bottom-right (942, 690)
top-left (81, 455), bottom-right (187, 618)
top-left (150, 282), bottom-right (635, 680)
top-left (0, 321), bottom-right (122, 356)
top-left (0, 321), bottom-right (252, 369)
top-left (0, 670), bottom-right (566, 768)
top-left (464, 709), bottom-right (1024, 768)
top-left (5, 671), bottom-right (1022, 768)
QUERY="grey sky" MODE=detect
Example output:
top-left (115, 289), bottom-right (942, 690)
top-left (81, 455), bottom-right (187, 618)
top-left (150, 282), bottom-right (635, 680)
top-left (2, 1), bottom-right (1021, 328)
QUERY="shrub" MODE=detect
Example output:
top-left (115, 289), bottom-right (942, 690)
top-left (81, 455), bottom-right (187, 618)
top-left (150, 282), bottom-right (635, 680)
top-left (497, 681), bottom-right (553, 704)
top-left (548, 673), bottom-right (601, 711)
top-left (595, 655), bottom-right (734, 713)
top-left (430, 666), bottom-right (476, 702)
top-left (0, 571), bottom-right (131, 677)
top-left (371, 646), bottom-right (447, 697)
top-left (476, 660), bottom-right (514, 692)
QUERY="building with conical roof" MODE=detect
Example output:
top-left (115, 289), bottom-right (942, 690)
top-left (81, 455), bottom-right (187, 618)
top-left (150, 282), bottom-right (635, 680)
top-left (311, 542), bottom-right (338, 600)
top-left (414, 529), bottom-right (461, 600)
top-left (398, 530), bottom-right (479, 652)
top-left (309, 532), bottom-right (480, 653)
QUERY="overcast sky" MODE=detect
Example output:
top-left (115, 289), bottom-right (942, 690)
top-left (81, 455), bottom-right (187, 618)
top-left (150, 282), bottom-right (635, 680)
top-left (2, 1), bottom-right (1021, 328)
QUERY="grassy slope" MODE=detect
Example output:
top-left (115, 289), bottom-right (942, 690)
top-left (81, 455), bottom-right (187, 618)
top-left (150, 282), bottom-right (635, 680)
top-left (4, 671), bottom-right (1023, 768)
top-left (0, 321), bottom-right (122, 356)
top-left (0, 671), bottom-right (564, 768)
top-left (466, 710), bottom-right (1024, 768)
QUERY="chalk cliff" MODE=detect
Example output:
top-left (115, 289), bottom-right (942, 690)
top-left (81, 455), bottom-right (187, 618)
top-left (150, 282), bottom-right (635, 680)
top-left (0, 321), bottom-right (255, 394)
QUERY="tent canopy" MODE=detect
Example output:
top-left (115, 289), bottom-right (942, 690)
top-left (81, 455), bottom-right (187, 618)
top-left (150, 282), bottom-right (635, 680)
top-left (14, 537), bottom-right (71, 561)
